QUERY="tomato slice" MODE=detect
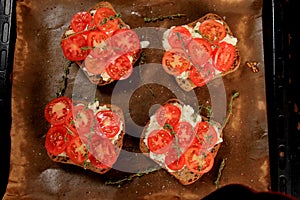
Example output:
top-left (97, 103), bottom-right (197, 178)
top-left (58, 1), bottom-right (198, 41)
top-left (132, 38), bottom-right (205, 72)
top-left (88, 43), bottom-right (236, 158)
top-left (87, 30), bottom-right (108, 49)
top-left (61, 34), bottom-right (90, 61)
top-left (111, 28), bottom-right (141, 57)
top-left (168, 26), bottom-right (192, 49)
top-left (213, 42), bottom-right (236, 72)
top-left (147, 129), bottom-right (174, 154)
top-left (94, 7), bottom-right (116, 27)
top-left (45, 125), bottom-right (72, 156)
top-left (165, 147), bottom-right (185, 171)
top-left (95, 110), bottom-right (120, 138)
top-left (156, 104), bottom-right (181, 127)
top-left (84, 55), bottom-right (108, 75)
top-left (89, 136), bottom-right (117, 168)
top-left (184, 147), bottom-right (214, 174)
top-left (44, 96), bottom-right (72, 126)
top-left (66, 136), bottom-right (88, 164)
top-left (97, 19), bottom-right (119, 37)
top-left (199, 19), bottom-right (226, 43)
top-left (189, 63), bottom-right (215, 87)
top-left (72, 104), bottom-right (94, 136)
top-left (70, 11), bottom-right (92, 32)
top-left (64, 110), bottom-right (79, 136)
top-left (105, 54), bottom-right (133, 80)
top-left (193, 121), bottom-right (218, 150)
top-left (187, 38), bottom-right (212, 67)
top-left (162, 48), bottom-right (191, 76)
top-left (174, 121), bottom-right (195, 151)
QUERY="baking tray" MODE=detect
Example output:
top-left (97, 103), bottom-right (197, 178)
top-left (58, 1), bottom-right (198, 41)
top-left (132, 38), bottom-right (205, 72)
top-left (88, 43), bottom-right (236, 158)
top-left (3, 0), bottom-right (272, 199)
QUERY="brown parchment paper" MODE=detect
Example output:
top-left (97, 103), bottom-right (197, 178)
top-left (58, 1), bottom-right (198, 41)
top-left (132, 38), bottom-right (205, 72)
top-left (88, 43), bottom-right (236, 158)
top-left (4, 0), bottom-right (269, 199)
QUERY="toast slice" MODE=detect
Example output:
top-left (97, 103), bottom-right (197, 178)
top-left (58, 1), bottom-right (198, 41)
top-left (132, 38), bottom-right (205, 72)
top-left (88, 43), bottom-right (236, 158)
top-left (162, 13), bottom-right (241, 92)
top-left (139, 98), bottom-right (223, 185)
top-left (61, 1), bottom-right (142, 86)
top-left (45, 99), bottom-right (125, 174)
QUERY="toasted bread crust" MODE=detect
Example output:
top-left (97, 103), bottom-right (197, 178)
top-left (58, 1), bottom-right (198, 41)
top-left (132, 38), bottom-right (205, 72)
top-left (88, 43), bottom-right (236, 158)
top-left (174, 13), bottom-right (241, 92)
top-left (47, 103), bottom-right (125, 174)
top-left (139, 98), bottom-right (223, 185)
top-left (61, 1), bottom-right (142, 86)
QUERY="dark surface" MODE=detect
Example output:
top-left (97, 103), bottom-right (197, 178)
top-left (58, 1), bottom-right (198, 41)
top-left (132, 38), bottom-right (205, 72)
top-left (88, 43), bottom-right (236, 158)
top-left (0, 0), bottom-right (15, 198)
top-left (0, 0), bottom-right (276, 199)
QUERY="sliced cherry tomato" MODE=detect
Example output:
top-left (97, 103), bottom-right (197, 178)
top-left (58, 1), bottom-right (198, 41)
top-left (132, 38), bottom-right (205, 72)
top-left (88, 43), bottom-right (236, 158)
top-left (174, 121), bottom-right (195, 151)
top-left (168, 26), bottom-right (192, 49)
top-left (184, 147), bottom-right (214, 174)
top-left (66, 136), bottom-right (88, 164)
top-left (44, 96), bottom-right (72, 126)
top-left (95, 110), bottom-right (120, 138)
top-left (187, 38), bottom-right (212, 67)
top-left (89, 39), bottom-right (114, 59)
top-left (162, 48), bottom-right (191, 76)
top-left (199, 19), bottom-right (226, 43)
top-left (84, 55), bottom-right (108, 75)
top-left (147, 129), bottom-right (174, 154)
top-left (111, 28), bottom-right (141, 57)
top-left (105, 54), bottom-right (133, 80)
top-left (70, 11), bottom-right (92, 32)
top-left (87, 30), bottom-right (108, 48)
top-left (61, 34), bottom-right (90, 61)
top-left (89, 136), bottom-right (117, 168)
top-left (165, 147), bottom-right (185, 171)
top-left (193, 121), bottom-right (218, 150)
top-left (189, 63), bottom-right (215, 87)
top-left (97, 19), bottom-right (119, 37)
top-left (72, 104), bottom-right (94, 135)
top-left (156, 104), bottom-right (181, 127)
top-left (94, 7), bottom-right (116, 27)
top-left (45, 125), bottom-right (72, 156)
top-left (213, 42), bottom-right (236, 72)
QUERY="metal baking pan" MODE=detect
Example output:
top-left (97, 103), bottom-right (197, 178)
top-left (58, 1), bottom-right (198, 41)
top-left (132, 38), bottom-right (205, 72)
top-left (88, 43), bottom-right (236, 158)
top-left (1, 0), bottom-right (298, 199)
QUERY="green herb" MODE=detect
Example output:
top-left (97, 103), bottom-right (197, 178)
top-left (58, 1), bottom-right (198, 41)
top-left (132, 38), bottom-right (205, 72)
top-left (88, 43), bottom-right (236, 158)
top-left (214, 158), bottom-right (226, 188)
top-left (222, 91), bottom-right (239, 128)
top-left (144, 14), bottom-right (186, 23)
top-left (105, 167), bottom-right (158, 186)
top-left (56, 61), bottom-right (73, 97)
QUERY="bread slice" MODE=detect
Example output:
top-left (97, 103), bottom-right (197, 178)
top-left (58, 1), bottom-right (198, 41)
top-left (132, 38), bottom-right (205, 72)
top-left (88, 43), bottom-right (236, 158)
top-left (139, 98), bottom-right (223, 185)
top-left (47, 101), bottom-right (125, 174)
top-left (164, 13), bottom-right (241, 92)
top-left (61, 1), bottom-right (142, 86)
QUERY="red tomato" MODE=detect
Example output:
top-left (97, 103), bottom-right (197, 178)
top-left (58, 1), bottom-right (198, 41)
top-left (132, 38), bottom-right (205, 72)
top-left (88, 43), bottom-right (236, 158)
top-left (156, 104), bottom-right (181, 127)
top-left (189, 63), bottom-right (215, 87)
top-left (165, 147), bottom-right (185, 171)
top-left (162, 48), bottom-right (191, 76)
top-left (94, 7), bottom-right (116, 26)
top-left (61, 34), bottom-right (90, 61)
top-left (87, 30), bottom-right (108, 48)
top-left (184, 147), bottom-right (214, 174)
top-left (97, 19), bottom-right (119, 37)
top-left (64, 111), bottom-right (79, 136)
top-left (84, 55), bottom-right (108, 75)
top-left (174, 121), bottom-right (195, 151)
top-left (72, 104), bottom-right (94, 135)
top-left (111, 28), bottom-right (141, 57)
top-left (95, 110), bottom-right (120, 138)
top-left (66, 136), bottom-right (88, 164)
top-left (213, 42), bottom-right (236, 72)
top-left (70, 11), bottom-right (92, 32)
top-left (193, 121), bottom-right (218, 150)
top-left (168, 26), bottom-right (192, 49)
top-left (105, 55), bottom-right (133, 80)
top-left (89, 39), bottom-right (114, 59)
top-left (147, 129), bottom-right (174, 154)
top-left (44, 96), bottom-right (72, 126)
top-left (89, 136), bottom-right (117, 168)
top-left (199, 19), bottom-right (226, 43)
top-left (187, 38), bottom-right (212, 67)
top-left (45, 125), bottom-right (72, 156)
